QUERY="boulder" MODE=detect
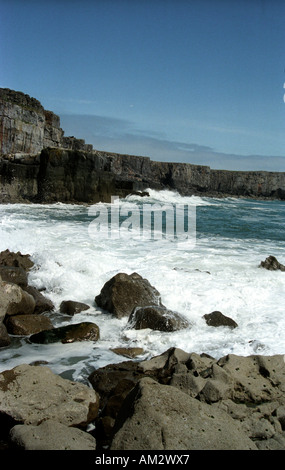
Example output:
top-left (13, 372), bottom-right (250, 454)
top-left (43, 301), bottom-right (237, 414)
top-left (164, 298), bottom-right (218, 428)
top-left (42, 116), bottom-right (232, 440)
top-left (95, 272), bottom-right (163, 318)
top-left (110, 377), bottom-right (257, 450)
top-left (0, 364), bottom-right (99, 427)
top-left (23, 285), bottom-right (54, 314)
top-left (128, 306), bottom-right (189, 332)
top-left (203, 311), bottom-right (238, 329)
top-left (10, 420), bottom-right (96, 450)
top-left (29, 321), bottom-right (100, 344)
top-left (0, 323), bottom-right (11, 347)
top-left (259, 255), bottom-right (285, 271)
top-left (5, 314), bottom-right (53, 336)
top-left (0, 249), bottom-right (34, 271)
top-left (0, 266), bottom-right (28, 287)
top-left (111, 347), bottom-right (145, 358)
top-left (59, 300), bottom-right (90, 316)
top-left (0, 281), bottom-right (36, 323)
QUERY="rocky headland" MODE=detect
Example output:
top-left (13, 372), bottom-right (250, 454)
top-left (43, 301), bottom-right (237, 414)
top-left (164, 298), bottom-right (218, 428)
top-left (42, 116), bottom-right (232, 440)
top-left (0, 87), bottom-right (285, 203)
top-left (0, 249), bottom-right (285, 451)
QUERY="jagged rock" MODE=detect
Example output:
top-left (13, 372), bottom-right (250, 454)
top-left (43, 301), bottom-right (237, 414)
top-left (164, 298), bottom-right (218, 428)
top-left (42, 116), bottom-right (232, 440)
top-left (203, 311), bottom-right (238, 329)
top-left (5, 314), bottom-right (53, 336)
top-left (259, 255), bottom-right (285, 271)
top-left (110, 377), bottom-right (257, 450)
top-left (0, 323), bottom-right (11, 347)
top-left (128, 305), bottom-right (189, 332)
top-left (10, 420), bottom-right (96, 450)
top-left (0, 266), bottom-right (28, 287)
top-left (23, 285), bottom-right (54, 314)
top-left (29, 321), bottom-right (100, 344)
top-left (0, 364), bottom-right (99, 428)
top-left (59, 300), bottom-right (90, 316)
top-left (0, 281), bottom-right (36, 323)
top-left (0, 249), bottom-right (34, 271)
top-left (95, 272), bottom-right (163, 318)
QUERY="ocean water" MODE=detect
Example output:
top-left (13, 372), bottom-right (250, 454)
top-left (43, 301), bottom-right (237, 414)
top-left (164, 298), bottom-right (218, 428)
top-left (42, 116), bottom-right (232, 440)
top-left (0, 188), bottom-right (284, 384)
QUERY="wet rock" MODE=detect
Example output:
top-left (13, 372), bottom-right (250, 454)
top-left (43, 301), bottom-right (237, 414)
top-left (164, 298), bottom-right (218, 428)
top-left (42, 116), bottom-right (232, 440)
top-left (128, 305), bottom-right (189, 332)
top-left (0, 364), bottom-right (99, 428)
top-left (23, 285), bottom-right (54, 314)
top-left (59, 300), bottom-right (90, 316)
top-left (110, 377), bottom-right (257, 450)
top-left (95, 272), bottom-right (163, 318)
top-left (5, 314), bottom-right (53, 336)
top-left (29, 321), bottom-right (100, 344)
top-left (259, 255), bottom-right (285, 271)
top-left (10, 419), bottom-right (96, 450)
top-left (0, 249), bottom-right (34, 271)
top-left (111, 347), bottom-right (145, 359)
top-left (0, 323), bottom-right (11, 347)
top-left (0, 266), bottom-right (28, 287)
top-left (203, 311), bottom-right (238, 329)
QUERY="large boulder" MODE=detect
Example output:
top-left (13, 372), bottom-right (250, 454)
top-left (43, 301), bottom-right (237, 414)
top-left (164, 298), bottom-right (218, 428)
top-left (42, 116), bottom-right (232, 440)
top-left (0, 323), bottom-right (11, 347)
top-left (259, 255), bottom-right (285, 271)
top-left (10, 420), bottom-right (96, 450)
top-left (5, 314), bottom-right (53, 336)
top-left (128, 305), bottom-right (189, 332)
top-left (95, 272), bottom-right (163, 318)
top-left (0, 364), bottom-right (99, 427)
top-left (0, 281), bottom-right (36, 323)
top-left (0, 266), bottom-right (28, 287)
top-left (29, 321), bottom-right (100, 344)
top-left (110, 377), bottom-right (257, 450)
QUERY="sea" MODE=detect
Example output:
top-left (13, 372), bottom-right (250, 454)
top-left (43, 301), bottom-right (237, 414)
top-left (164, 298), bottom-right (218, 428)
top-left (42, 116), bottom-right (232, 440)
top-left (0, 188), bottom-right (284, 385)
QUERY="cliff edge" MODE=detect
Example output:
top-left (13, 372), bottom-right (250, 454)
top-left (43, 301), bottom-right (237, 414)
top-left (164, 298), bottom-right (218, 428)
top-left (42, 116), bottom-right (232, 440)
top-left (0, 88), bottom-right (284, 203)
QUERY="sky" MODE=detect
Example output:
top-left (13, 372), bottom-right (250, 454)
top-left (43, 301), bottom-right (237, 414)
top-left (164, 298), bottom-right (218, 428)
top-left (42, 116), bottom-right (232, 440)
top-left (0, 0), bottom-right (285, 171)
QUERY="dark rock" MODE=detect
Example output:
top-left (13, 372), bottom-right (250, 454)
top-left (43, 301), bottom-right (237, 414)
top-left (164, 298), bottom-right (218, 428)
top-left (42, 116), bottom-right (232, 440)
top-left (5, 314), bottom-right (53, 336)
top-left (95, 272), bottom-right (163, 319)
top-left (29, 321), bottom-right (100, 344)
top-left (59, 300), bottom-right (90, 316)
top-left (128, 305), bottom-right (189, 332)
top-left (0, 249), bottom-right (34, 271)
top-left (0, 266), bottom-right (28, 287)
top-left (203, 311), bottom-right (238, 329)
top-left (23, 285), bottom-right (54, 314)
top-left (259, 255), bottom-right (285, 271)
top-left (0, 323), bottom-right (11, 347)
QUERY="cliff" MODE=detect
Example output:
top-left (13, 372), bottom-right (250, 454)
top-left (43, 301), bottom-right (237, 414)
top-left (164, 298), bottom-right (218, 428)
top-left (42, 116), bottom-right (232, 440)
top-left (0, 87), bottom-right (284, 203)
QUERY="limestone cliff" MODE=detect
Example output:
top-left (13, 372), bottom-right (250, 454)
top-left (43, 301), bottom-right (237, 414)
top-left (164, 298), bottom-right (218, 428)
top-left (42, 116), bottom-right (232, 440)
top-left (0, 87), bottom-right (284, 203)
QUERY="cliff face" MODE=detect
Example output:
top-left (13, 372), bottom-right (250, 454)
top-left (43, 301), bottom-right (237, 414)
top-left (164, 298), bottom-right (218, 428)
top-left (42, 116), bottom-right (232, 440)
top-left (0, 87), bottom-right (284, 203)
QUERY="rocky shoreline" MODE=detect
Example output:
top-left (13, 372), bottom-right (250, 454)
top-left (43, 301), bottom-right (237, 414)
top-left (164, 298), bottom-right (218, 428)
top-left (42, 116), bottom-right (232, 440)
top-left (0, 249), bottom-right (285, 451)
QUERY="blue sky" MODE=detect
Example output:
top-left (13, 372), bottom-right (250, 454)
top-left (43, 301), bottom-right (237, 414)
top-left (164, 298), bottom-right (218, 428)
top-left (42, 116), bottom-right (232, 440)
top-left (1, 0), bottom-right (285, 171)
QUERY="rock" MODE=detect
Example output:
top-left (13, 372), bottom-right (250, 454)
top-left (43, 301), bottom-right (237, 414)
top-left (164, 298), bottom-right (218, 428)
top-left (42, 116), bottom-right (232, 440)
top-left (10, 420), bottom-right (96, 450)
top-left (0, 281), bottom-right (36, 323)
top-left (128, 305), bottom-right (189, 332)
top-left (5, 314), bottom-right (53, 336)
top-left (29, 321), bottom-right (100, 344)
top-left (59, 300), bottom-right (90, 316)
top-left (111, 347), bottom-right (145, 358)
top-left (0, 323), bottom-right (11, 347)
top-left (203, 311), bottom-right (238, 329)
top-left (23, 285), bottom-right (54, 314)
top-left (0, 266), bottom-right (28, 287)
top-left (110, 377), bottom-right (257, 450)
top-left (0, 249), bottom-right (34, 271)
top-left (95, 272), bottom-right (163, 318)
top-left (0, 364), bottom-right (99, 427)
top-left (259, 255), bottom-right (285, 271)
